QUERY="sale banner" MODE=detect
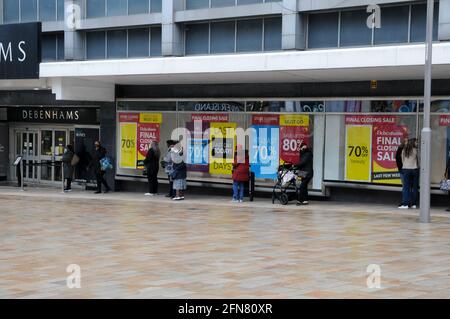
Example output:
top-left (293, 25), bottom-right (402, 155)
top-left (139, 113), bottom-right (162, 124)
top-left (250, 125), bottom-right (279, 179)
top-left (209, 122), bottom-right (236, 175)
top-left (345, 125), bottom-right (372, 182)
top-left (191, 114), bottom-right (229, 122)
top-left (136, 123), bottom-right (160, 167)
top-left (440, 115), bottom-right (450, 126)
top-left (280, 114), bottom-right (309, 127)
top-left (252, 114), bottom-right (279, 126)
top-left (372, 124), bottom-right (408, 184)
top-left (186, 121), bottom-right (210, 172)
top-left (119, 122), bottom-right (137, 169)
top-left (279, 126), bottom-right (309, 165)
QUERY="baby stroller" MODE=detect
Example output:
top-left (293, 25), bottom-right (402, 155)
top-left (272, 163), bottom-right (302, 205)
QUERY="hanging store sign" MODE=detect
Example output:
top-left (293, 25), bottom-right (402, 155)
top-left (0, 22), bottom-right (41, 79)
top-left (7, 107), bottom-right (99, 124)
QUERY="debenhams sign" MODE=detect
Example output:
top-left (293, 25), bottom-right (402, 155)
top-left (8, 107), bottom-right (99, 125)
top-left (0, 22), bottom-right (41, 79)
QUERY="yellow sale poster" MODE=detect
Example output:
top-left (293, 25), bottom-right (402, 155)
top-left (139, 113), bottom-right (162, 124)
top-left (279, 114), bottom-right (309, 127)
top-left (209, 122), bottom-right (236, 175)
top-left (119, 122), bottom-right (137, 169)
top-left (345, 125), bottom-right (372, 182)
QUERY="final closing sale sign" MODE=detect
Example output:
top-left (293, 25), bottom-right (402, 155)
top-left (209, 122), bottom-right (236, 175)
top-left (345, 115), bottom-right (408, 184)
top-left (119, 112), bottom-right (162, 169)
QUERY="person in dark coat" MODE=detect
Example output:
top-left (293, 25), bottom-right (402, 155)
top-left (144, 141), bottom-right (161, 196)
top-left (231, 145), bottom-right (250, 203)
top-left (296, 143), bottom-right (314, 206)
top-left (90, 141), bottom-right (110, 194)
top-left (396, 138), bottom-right (408, 197)
top-left (446, 155), bottom-right (450, 212)
top-left (62, 144), bottom-right (75, 192)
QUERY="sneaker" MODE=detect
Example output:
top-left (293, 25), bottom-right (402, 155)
top-left (410, 205), bottom-right (417, 209)
top-left (398, 205), bottom-right (409, 209)
top-left (302, 201), bottom-right (309, 205)
top-left (239, 199), bottom-right (243, 203)
top-left (180, 196), bottom-right (185, 200)
top-left (172, 197), bottom-right (182, 201)
top-left (144, 193), bottom-right (155, 196)
top-left (231, 199), bottom-right (239, 203)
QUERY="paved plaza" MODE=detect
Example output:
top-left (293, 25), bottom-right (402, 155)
top-left (0, 186), bottom-right (449, 298)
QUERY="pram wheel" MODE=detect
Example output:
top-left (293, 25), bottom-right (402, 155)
top-left (279, 193), bottom-right (289, 205)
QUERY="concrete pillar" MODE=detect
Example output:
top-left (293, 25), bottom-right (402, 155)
top-left (438, 0), bottom-right (450, 41)
top-left (64, 0), bottom-right (85, 60)
top-left (162, 0), bottom-right (183, 56)
top-left (282, 0), bottom-right (306, 50)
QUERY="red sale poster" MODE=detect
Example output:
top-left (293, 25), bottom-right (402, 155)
top-left (372, 124), bottom-right (408, 184)
top-left (279, 126), bottom-right (309, 165)
top-left (137, 123), bottom-right (160, 167)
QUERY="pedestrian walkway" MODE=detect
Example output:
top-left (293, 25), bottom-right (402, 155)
top-left (1, 185), bottom-right (450, 298)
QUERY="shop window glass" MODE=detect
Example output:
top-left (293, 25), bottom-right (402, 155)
top-left (431, 100), bottom-right (450, 113)
top-left (86, 31), bottom-right (106, 60)
top-left (3, 0), bottom-right (19, 24)
top-left (371, 100), bottom-right (418, 113)
top-left (211, 0), bottom-right (235, 8)
top-left (185, 23), bottom-right (209, 55)
top-left (374, 5), bottom-right (409, 45)
top-left (128, 28), bottom-right (150, 57)
top-left (186, 0), bottom-right (209, 10)
top-left (42, 34), bottom-right (57, 61)
top-left (57, 33), bottom-right (65, 60)
top-left (210, 21), bottom-right (235, 54)
top-left (237, 19), bottom-right (263, 52)
top-left (21, 0), bottom-right (38, 22)
top-left (340, 10), bottom-right (372, 47)
top-left (57, 0), bottom-right (64, 20)
top-left (150, 27), bottom-right (162, 56)
top-left (128, 0), bottom-right (149, 14)
top-left (39, 0), bottom-right (57, 21)
top-left (307, 12), bottom-right (339, 49)
top-left (430, 113), bottom-right (449, 185)
top-left (264, 17), bottom-right (282, 51)
top-left (410, 3), bottom-right (439, 43)
top-left (117, 101), bottom-right (177, 111)
top-left (87, 0), bottom-right (106, 18)
top-left (107, 29), bottom-right (127, 59)
top-left (238, 0), bottom-right (263, 4)
top-left (107, 0), bottom-right (127, 16)
top-left (150, 0), bottom-right (162, 13)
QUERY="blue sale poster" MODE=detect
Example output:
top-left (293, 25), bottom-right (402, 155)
top-left (250, 125), bottom-right (279, 179)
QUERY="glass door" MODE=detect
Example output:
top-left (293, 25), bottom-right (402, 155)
top-left (40, 129), bottom-right (68, 183)
top-left (15, 130), bottom-right (39, 182)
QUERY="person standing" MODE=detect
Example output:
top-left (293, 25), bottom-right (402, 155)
top-left (162, 140), bottom-right (176, 198)
top-left (91, 141), bottom-right (111, 194)
top-left (399, 138), bottom-right (419, 209)
top-left (231, 146), bottom-right (250, 203)
top-left (296, 143), bottom-right (314, 206)
top-left (62, 144), bottom-right (75, 192)
top-left (170, 142), bottom-right (187, 201)
top-left (144, 141), bottom-right (161, 196)
top-left (396, 138), bottom-right (408, 206)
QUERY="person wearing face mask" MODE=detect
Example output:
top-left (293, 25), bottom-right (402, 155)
top-left (62, 144), bottom-right (74, 192)
top-left (296, 143), bottom-right (314, 206)
top-left (399, 138), bottom-right (419, 209)
top-left (90, 141), bottom-right (111, 194)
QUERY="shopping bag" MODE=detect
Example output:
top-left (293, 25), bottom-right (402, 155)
top-left (71, 154), bottom-right (80, 166)
top-left (100, 157), bottom-right (113, 171)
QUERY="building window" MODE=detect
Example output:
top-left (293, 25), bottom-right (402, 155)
top-left (186, 0), bottom-right (277, 9)
top-left (57, 0), bottom-right (64, 20)
top-left (150, 0), bottom-right (162, 13)
top-left (237, 19), bottom-right (263, 52)
top-left (128, 0), bottom-right (149, 14)
top-left (42, 33), bottom-right (64, 61)
top-left (3, 0), bottom-right (20, 24)
top-left (410, 2), bottom-right (439, 43)
top-left (107, 29), bottom-right (127, 58)
top-left (86, 31), bottom-right (106, 59)
top-left (107, 0), bottom-right (127, 16)
top-left (87, 0), bottom-right (106, 18)
top-left (185, 23), bottom-right (210, 55)
top-left (238, 0), bottom-right (264, 4)
top-left (185, 0), bottom-right (209, 10)
top-left (210, 21), bottom-right (235, 53)
top-left (374, 5), bottom-right (409, 45)
top-left (128, 28), bottom-right (150, 57)
top-left (211, 0), bottom-right (235, 8)
top-left (307, 12), bottom-right (339, 49)
top-left (340, 9), bottom-right (372, 47)
top-left (39, 0), bottom-right (56, 21)
top-left (150, 27), bottom-right (162, 56)
top-left (264, 17), bottom-right (282, 51)
top-left (21, 0), bottom-right (38, 22)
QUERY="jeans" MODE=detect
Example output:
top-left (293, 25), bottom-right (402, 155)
top-left (233, 181), bottom-right (245, 201)
top-left (401, 169), bottom-right (419, 206)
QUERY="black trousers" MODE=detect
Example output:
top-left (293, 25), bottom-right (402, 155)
top-left (297, 176), bottom-right (312, 202)
top-left (168, 178), bottom-right (174, 197)
top-left (96, 171), bottom-right (110, 192)
top-left (147, 173), bottom-right (158, 194)
top-left (65, 178), bottom-right (72, 190)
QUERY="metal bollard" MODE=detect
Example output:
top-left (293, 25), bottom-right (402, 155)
top-left (20, 160), bottom-right (24, 192)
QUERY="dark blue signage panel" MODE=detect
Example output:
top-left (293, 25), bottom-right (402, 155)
top-left (0, 22), bottom-right (41, 79)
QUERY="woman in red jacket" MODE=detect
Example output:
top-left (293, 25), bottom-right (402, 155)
top-left (232, 146), bottom-right (250, 203)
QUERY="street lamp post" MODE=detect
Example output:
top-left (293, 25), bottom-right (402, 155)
top-left (419, 0), bottom-right (434, 223)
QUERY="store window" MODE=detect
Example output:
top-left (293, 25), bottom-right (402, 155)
top-left (307, 12), bottom-right (339, 49)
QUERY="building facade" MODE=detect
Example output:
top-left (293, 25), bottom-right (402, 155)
top-left (1, 0), bottom-right (450, 199)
